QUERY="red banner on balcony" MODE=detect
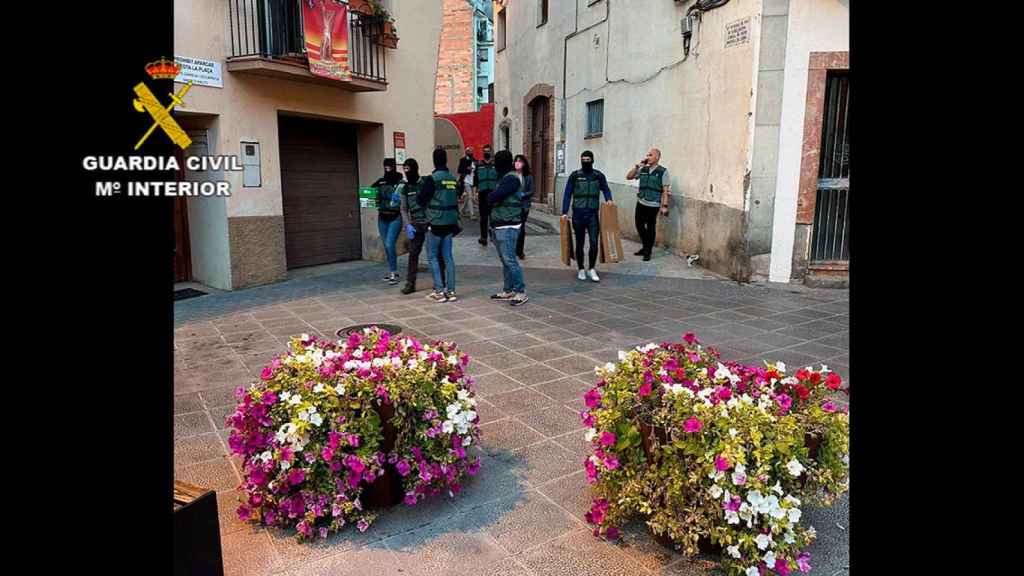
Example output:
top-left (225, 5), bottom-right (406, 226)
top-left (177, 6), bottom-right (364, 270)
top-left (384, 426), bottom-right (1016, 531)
top-left (302, 0), bottom-right (351, 81)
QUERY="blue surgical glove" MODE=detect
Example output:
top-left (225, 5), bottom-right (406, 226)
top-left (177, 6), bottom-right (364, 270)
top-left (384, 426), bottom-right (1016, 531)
top-left (406, 224), bottom-right (416, 240)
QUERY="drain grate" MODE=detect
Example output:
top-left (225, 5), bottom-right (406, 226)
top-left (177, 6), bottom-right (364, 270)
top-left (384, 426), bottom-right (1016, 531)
top-left (174, 288), bottom-right (208, 301)
top-left (336, 324), bottom-right (404, 338)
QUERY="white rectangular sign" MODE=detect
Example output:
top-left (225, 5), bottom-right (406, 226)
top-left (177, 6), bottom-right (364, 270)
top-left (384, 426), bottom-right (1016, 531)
top-left (175, 55), bottom-right (223, 88)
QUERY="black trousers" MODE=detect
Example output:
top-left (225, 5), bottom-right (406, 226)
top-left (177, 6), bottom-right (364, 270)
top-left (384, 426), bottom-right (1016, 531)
top-left (573, 211), bottom-right (600, 270)
top-left (404, 223), bottom-right (444, 287)
top-left (516, 208), bottom-right (530, 257)
top-left (635, 203), bottom-right (660, 256)
top-left (477, 190), bottom-right (492, 241)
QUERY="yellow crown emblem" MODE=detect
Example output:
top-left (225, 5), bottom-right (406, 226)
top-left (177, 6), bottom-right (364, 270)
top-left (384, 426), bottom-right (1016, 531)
top-left (145, 57), bottom-right (181, 80)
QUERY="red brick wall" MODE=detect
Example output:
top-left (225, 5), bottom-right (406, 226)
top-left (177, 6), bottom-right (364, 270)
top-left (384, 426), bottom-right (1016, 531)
top-left (435, 0), bottom-right (477, 114)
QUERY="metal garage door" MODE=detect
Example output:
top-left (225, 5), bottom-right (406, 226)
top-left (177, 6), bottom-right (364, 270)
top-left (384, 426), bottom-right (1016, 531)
top-left (278, 115), bottom-right (362, 268)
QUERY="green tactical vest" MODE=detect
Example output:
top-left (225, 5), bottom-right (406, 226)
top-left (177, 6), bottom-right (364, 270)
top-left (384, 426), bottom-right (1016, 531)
top-left (475, 162), bottom-right (497, 192)
top-left (571, 170), bottom-right (601, 211)
top-left (427, 170), bottom-right (460, 226)
top-left (637, 165), bottom-right (667, 204)
top-left (490, 176), bottom-right (523, 224)
top-left (376, 182), bottom-right (401, 217)
top-left (403, 179), bottom-right (427, 223)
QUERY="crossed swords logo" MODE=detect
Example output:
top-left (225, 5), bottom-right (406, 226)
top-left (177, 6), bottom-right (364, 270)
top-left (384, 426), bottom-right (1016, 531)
top-left (132, 80), bottom-right (193, 150)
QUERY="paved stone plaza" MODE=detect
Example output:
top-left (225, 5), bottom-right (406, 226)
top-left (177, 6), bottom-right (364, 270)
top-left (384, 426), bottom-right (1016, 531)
top-left (174, 242), bottom-right (850, 576)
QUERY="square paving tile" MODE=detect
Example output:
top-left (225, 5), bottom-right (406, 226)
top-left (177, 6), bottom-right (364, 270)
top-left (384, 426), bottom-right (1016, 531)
top-left (487, 388), bottom-right (558, 416)
top-left (175, 411), bottom-right (215, 439)
top-left (174, 432), bottom-right (227, 468)
top-left (387, 510), bottom-right (508, 576)
top-left (513, 440), bottom-right (581, 487)
top-left (544, 355), bottom-right (600, 377)
top-left (175, 458), bottom-right (240, 492)
top-left (476, 351), bottom-right (536, 371)
top-left (519, 529), bottom-right (648, 576)
top-left (482, 491), bottom-right (581, 555)
top-left (221, 528), bottom-right (279, 576)
top-left (502, 364), bottom-right (566, 387)
top-left (460, 340), bottom-right (511, 358)
top-left (536, 471), bottom-right (592, 521)
top-left (479, 418), bottom-right (546, 453)
top-left (532, 377), bottom-right (591, 404)
top-left (201, 384), bottom-right (244, 409)
top-left (519, 344), bottom-right (575, 362)
top-left (283, 545), bottom-right (403, 576)
top-left (472, 372), bottom-right (525, 397)
top-left (516, 406), bottom-right (584, 438)
top-left (174, 392), bottom-right (204, 414)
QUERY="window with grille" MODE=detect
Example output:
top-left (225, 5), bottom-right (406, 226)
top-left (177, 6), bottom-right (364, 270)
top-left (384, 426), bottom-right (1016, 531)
top-left (586, 99), bottom-right (604, 138)
top-left (810, 72), bottom-right (850, 262)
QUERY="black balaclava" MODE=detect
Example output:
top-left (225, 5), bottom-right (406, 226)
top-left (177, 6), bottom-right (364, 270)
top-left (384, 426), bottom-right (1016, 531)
top-left (403, 158), bottom-right (420, 184)
top-left (465, 148), bottom-right (475, 160)
top-left (433, 147), bottom-right (448, 170)
top-left (483, 147), bottom-right (493, 161)
top-left (494, 150), bottom-right (514, 178)
top-left (581, 150), bottom-right (594, 173)
top-left (383, 158), bottom-right (402, 185)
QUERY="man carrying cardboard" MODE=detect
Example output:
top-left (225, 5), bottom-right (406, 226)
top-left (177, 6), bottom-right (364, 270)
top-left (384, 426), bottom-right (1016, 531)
top-left (561, 150), bottom-right (613, 282)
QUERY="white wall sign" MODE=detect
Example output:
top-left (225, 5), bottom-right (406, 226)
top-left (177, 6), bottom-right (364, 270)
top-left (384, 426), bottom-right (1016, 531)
top-left (725, 18), bottom-right (751, 49)
top-left (175, 55), bottom-right (223, 88)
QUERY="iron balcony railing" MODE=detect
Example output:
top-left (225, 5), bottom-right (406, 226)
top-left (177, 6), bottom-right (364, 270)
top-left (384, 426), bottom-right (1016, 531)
top-left (228, 0), bottom-right (387, 84)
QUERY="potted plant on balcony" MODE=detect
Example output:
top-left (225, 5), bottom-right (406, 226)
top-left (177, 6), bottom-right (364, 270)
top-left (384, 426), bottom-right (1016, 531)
top-left (580, 334), bottom-right (849, 575)
top-left (226, 327), bottom-right (482, 542)
top-left (347, 0), bottom-right (375, 16)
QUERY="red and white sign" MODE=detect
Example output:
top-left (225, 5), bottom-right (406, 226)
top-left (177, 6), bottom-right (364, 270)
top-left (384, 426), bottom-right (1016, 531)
top-left (394, 131), bottom-right (406, 163)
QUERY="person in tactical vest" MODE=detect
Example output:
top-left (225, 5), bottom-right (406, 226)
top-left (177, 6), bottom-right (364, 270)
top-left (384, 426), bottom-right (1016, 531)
top-left (417, 148), bottom-right (461, 303)
top-left (625, 148), bottom-right (671, 261)
top-left (473, 145), bottom-right (497, 247)
top-left (374, 158), bottom-right (404, 284)
top-left (457, 147), bottom-right (476, 218)
top-left (398, 158), bottom-right (444, 295)
top-left (561, 150), bottom-right (613, 282)
top-left (487, 150), bottom-right (529, 306)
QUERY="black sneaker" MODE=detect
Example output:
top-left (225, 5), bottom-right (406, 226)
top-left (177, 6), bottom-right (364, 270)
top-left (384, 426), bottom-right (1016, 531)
top-left (444, 291), bottom-right (458, 302)
top-left (634, 249), bottom-right (646, 256)
top-left (491, 291), bottom-right (514, 300)
top-left (478, 238), bottom-right (487, 247)
top-left (388, 273), bottom-right (399, 285)
top-left (517, 253), bottom-right (526, 260)
top-left (400, 283), bottom-right (415, 295)
top-left (643, 254), bottom-right (652, 262)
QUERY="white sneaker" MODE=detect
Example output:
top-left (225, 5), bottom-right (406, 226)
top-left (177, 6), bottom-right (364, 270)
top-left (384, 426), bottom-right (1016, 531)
top-left (588, 269), bottom-right (600, 282)
top-left (577, 269), bottom-right (587, 281)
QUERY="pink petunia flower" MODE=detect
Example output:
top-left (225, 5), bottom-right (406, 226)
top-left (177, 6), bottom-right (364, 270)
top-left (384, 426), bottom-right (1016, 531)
top-left (797, 553), bottom-right (812, 573)
top-left (260, 366), bottom-right (274, 380)
top-left (822, 400), bottom-right (837, 413)
top-left (715, 455), bottom-right (731, 471)
top-left (581, 411), bottom-right (596, 428)
top-left (684, 417), bottom-right (703, 433)
top-left (584, 389), bottom-right (602, 409)
top-left (599, 431), bottom-right (617, 447)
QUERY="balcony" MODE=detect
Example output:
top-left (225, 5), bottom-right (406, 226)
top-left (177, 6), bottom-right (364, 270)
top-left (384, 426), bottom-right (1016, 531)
top-left (226, 0), bottom-right (389, 92)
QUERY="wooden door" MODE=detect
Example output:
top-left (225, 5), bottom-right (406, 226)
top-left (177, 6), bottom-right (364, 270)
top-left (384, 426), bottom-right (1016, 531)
top-left (530, 96), bottom-right (550, 203)
top-left (279, 115), bottom-right (362, 269)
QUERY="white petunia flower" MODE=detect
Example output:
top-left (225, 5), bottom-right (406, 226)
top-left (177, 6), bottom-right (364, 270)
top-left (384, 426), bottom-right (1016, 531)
top-left (806, 526), bottom-right (817, 538)
top-left (418, 351), bottom-right (429, 360)
top-left (584, 429), bottom-right (597, 442)
top-left (467, 398), bottom-right (478, 407)
top-left (784, 495), bottom-right (801, 507)
top-left (344, 360), bottom-right (359, 370)
top-left (786, 459), bottom-right (805, 477)
top-left (313, 384), bottom-right (325, 394)
top-left (618, 350), bottom-right (628, 361)
top-left (310, 413), bottom-right (323, 427)
top-left (787, 508), bottom-right (801, 523)
top-left (458, 389), bottom-right (470, 401)
top-left (763, 551), bottom-right (776, 568)
top-left (843, 453), bottom-right (850, 467)
top-left (442, 420), bottom-right (454, 434)
top-left (745, 566), bottom-right (760, 576)
top-left (463, 436), bottom-right (473, 446)
top-left (784, 531), bottom-right (796, 544)
top-left (408, 359), bottom-right (419, 369)
top-left (727, 545), bottom-right (741, 559)
top-left (776, 361), bottom-right (786, 372)
top-left (755, 533), bottom-right (771, 550)
top-left (710, 485), bottom-right (723, 499)
top-left (297, 409), bottom-right (309, 422)
top-left (280, 391), bottom-right (292, 403)
top-left (464, 410), bottom-right (477, 422)
top-left (604, 362), bottom-right (617, 373)
top-left (260, 451), bottom-right (272, 463)
top-left (746, 489), bottom-right (763, 509)
top-left (335, 383), bottom-right (346, 395)
top-left (280, 459), bottom-right (291, 471)
top-left (725, 510), bottom-right (740, 525)
top-left (372, 358), bottom-right (386, 368)
top-left (352, 348), bottom-right (363, 359)
top-left (772, 482), bottom-right (784, 496)
top-left (448, 354), bottom-right (459, 366)
top-left (391, 357), bottom-right (402, 368)
top-left (289, 395), bottom-right (302, 406)
top-left (729, 428), bottom-right (739, 438)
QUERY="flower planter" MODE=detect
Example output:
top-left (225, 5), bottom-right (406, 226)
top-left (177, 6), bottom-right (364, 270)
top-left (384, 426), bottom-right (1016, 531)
top-left (805, 432), bottom-right (821, 459)
top-left (632, 407), bottom-right (668, 461)
top-left (347, 0), bottom-right (374, 15)
top-left (362, 401), bottom-right (404, 509)
top-left (380, 33), bottom-right (399, 49)
top-left (647, 524), bottom-right (723, 556)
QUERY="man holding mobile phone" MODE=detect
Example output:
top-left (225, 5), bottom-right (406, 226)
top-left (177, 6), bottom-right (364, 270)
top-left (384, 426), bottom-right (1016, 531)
top-left (625, 148), bottom-right (671, 261)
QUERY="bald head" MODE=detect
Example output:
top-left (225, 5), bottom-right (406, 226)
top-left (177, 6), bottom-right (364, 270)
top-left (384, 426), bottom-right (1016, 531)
top-left (645, 148), bottom-right (662, 167)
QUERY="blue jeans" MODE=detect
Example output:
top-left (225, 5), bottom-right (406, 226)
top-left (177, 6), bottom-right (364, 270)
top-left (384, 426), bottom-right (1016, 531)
top-left (491, 226), bottom-right (525, 293)
top-left (378, 216), bottom-right (402, 273)
top-left (427, 230), bottom-right (455, 292)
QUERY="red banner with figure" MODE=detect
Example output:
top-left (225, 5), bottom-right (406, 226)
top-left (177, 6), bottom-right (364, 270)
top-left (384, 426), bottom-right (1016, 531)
top-left (302, 0), bottom-right (350, 81)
